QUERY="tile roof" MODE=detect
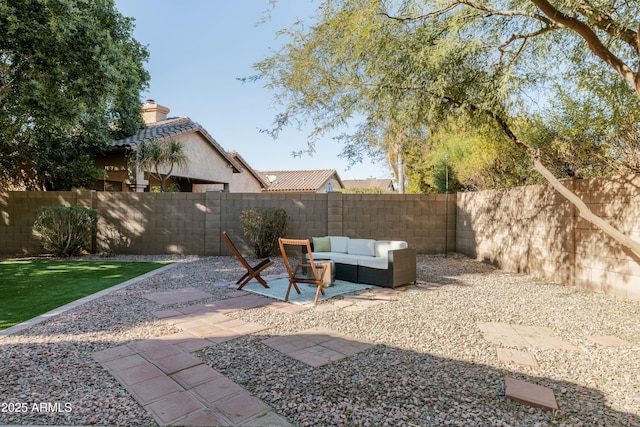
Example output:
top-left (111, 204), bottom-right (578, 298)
top-left (260, 169), bottom-right (342, 192)
top-left (109, 116), bottom-right (239, 170)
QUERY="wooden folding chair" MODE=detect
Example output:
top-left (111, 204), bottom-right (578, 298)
top-left (278, 238), bottom-right (328, 305)
top-left (222, 231), bottom-right (274, 290)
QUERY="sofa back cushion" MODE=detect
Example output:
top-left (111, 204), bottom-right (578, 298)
top-left (312, 236), bottom-right (331, 252)
top-left (375, 240), bottom-right (408, 258)
top-left (348, 239), bottom-right (376, 256)
top-left (328, 236), bottom-right (349, 253)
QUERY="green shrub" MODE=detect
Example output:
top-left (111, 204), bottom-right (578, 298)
top-left (240, 207), bottom-right (288, 258)
top-left (33, 206), bottom-right (98, 257)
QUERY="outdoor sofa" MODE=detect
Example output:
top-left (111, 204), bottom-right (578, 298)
top-left (308, 236), bottom-right (416, 288)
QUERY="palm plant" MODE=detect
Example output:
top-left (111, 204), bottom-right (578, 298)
top-left (132, 138), bottom-right (188, 191)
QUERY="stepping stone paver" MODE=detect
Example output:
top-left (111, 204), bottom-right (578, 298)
top-left (152, 352), bottom-right (204, 375)
top-left (262, 326), bottom-right (374, 367)
top-left (192, 377), bottom-right (245, 404)
top-left (587, 335), bottom-right (635, 347)
top-left (92, 345), bottom-right (137, 363)
top-left (179, 409), bottom-right (226, 426)
top-left (171, 364), bottom-right (223, 388)
top-left (477, 322), bottom-right (577, 351)
top-left (146, 391), bottom-right (206, 425)
top-left (504, 376), bottom-right (558, 410)
top-left (497, 348), bottom-right (539, 367)
top-left (126, 375), bottom-right (184, 405)
top-left (102, 353), bottom-right (147, 372)
top-left (212, 393), bottom-right (272, 425)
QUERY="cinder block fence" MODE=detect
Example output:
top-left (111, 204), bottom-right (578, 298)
top-left (0, 191), bottom-right (456, 257)
top-left (2, 175), bottom-right (639, 302)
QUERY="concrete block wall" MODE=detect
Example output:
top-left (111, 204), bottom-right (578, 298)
top-left (337, 193), bottom-right (456, 254)
top-left (571, 175), bottom-right (640, 301)
top-left (95, 192), bottom-right (210, 255)
top-left (457, 176), bottom-right (640, 301)
top-left (0, 191), bottom-right (93, 255)
top-left (1, 191), bottom-right (450, 257)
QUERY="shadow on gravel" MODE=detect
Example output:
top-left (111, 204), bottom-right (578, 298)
top-left (1, 256), bottom-right (638, 426)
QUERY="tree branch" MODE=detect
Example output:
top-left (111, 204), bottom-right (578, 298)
top-left (573, 2), bottom-right (638, 52)
top-left (530, 0), bottom-right (639, 97)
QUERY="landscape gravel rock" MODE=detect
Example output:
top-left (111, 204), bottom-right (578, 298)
top-left (0, 253), bottom-right (638, 426)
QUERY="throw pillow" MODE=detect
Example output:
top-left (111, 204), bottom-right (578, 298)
top-left (312, 236), bottom-right (331, 252)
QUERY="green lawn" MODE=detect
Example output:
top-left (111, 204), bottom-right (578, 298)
top-left (0, 260), bottom-right (169, 330)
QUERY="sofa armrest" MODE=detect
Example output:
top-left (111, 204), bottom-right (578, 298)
top-left (388, 248), bottom-right (417, 287)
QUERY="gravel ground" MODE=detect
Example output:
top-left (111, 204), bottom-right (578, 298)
top-left (0, 253), bottom-right (639, 426)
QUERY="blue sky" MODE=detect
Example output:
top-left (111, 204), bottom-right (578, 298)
top-left (113, 0), bottom-right (391, 181)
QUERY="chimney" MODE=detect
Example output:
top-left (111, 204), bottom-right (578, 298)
top-left (142, 99), bottom-right (170, 124)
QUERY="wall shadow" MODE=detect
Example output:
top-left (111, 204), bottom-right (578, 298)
top-left (0, 256), bottom-right (638, 426)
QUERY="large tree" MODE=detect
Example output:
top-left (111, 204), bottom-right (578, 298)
top-left (254, 0), bottom-right (640, 255)
top-left (0, 0), bottom-right (149, 190)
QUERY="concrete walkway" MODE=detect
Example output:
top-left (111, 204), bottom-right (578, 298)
top-left (93, 282), bottom-right (393, 426)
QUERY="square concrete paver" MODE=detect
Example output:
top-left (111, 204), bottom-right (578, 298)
top-left (143, 287), bottom-right (214, 305)
top-left (588, 335), bottom-right (635, 347)
top-left (212, 392), bottom-right (272, 425)
top-left (146, 391), bottom-right (206, 425)
top-left (151, 352), bottom-right (203, 375)
top-left (504, 376), bottom-right (558, 410)
top-left (111, 362), bottom-right (166, 386)
top-left (192, 377), bottom-right (245, 404)
top-left (177, 409), bottom-right (226, 426)
top-left (497, 348), bottom-right (539, 367)
top-left (93, 345), bottom-right (137, 363)
top-left (478, 322), bottom-right (576, 351)
top-left (262, 326), bottom-right (374, 367)
top-left (126, 375), bottom-right (183, 405)
top-left (102, 354), bottom-right (148, 372)
top-left (171, 364), bottom-right (223, 389)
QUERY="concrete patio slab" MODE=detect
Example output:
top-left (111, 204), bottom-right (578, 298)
top-left (504, 376), bottom-right (558, 410)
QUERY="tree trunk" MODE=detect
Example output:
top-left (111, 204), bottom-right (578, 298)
top-left (532, 159), bottom-right (640, 258)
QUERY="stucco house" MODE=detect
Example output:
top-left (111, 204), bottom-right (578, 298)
top-left (94, 100), bottom-right (267, 192)
top-left (259, 169), bottom-right (344, 193)
top-left (342, 177), bottom-right (396, 193)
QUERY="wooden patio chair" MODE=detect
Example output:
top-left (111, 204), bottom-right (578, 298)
top-left (278, 238), bottom-right (328, 305)
top-left (222, 231), bottom-right (274, 290)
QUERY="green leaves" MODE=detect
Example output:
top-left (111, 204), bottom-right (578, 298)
top-left (0, 0), bottom-right (149, 190)
top-left (255, 0), bottom-right (640, 192)
top-left (132, 138), bottom-right (189, 192)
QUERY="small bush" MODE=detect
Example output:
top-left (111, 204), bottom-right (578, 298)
top-left (240, 207), bottom-right (288, 258)
top-left (33, 206), bottom-right (98, 257)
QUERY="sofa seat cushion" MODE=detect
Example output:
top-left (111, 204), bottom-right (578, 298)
top-left (309, 252), bottom-right (359, 266)
top-left (347, 239), bottom-right (376, 256)
top-left (357, 256), bottom-right (389, 270)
